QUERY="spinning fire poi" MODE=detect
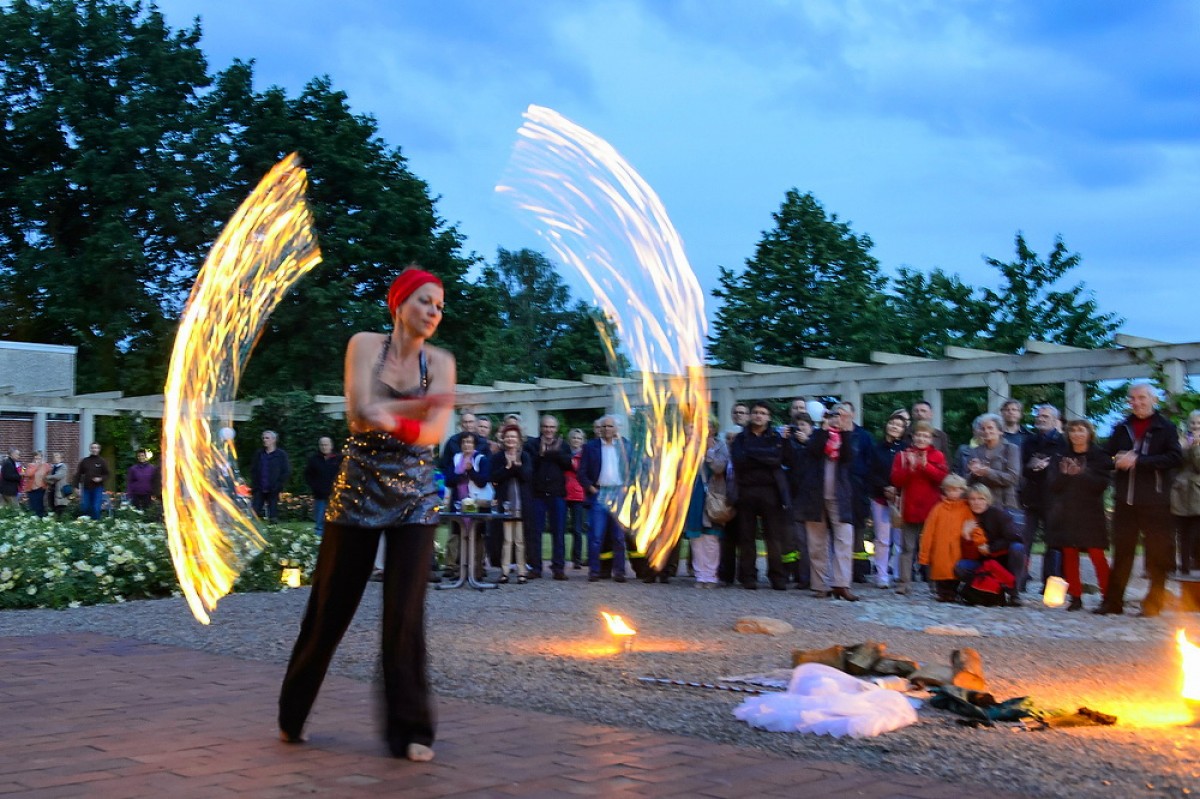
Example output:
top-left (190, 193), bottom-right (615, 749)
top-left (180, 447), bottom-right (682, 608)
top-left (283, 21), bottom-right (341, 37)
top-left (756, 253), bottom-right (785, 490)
top-left (497, 104), bottom-right (709, 570)
top-left (162, 154), bottom-right (322, 624)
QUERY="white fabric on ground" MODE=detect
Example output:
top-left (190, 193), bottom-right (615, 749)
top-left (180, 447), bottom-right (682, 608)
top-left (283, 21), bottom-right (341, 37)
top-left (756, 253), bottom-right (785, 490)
top-left (733, 663), bottom-right (918, 738)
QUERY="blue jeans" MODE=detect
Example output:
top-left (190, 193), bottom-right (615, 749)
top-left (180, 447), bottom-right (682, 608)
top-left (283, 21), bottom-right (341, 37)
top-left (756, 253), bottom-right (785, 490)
top-left (955, 542), bottom-right (1028, 595)
top-left (588, 497), bottom-right (627, 577)
top-left (530, 496), bottom-right (566, 573)
top-left (313, 499), bottom-right (328, 537)
top-left (27, 488), bottom-right (46, 518)
top-left (81, 485), bottom-right (104, 520)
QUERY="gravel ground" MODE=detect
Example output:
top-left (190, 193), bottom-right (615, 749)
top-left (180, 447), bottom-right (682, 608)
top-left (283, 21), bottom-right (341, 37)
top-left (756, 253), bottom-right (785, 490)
top-left (3, 558), bottom-right (1198, 799)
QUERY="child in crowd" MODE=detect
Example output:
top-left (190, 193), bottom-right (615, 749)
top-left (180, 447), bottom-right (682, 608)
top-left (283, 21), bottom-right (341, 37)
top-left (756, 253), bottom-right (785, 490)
top-left (917, 474), bottom-right (974, 602)
top-left (890, 421), bottom-right (950, 594)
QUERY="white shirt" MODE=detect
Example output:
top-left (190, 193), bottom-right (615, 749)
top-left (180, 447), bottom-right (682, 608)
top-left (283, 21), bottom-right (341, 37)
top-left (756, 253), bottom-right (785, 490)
top-left (598, 440), bottom-right (622, 486)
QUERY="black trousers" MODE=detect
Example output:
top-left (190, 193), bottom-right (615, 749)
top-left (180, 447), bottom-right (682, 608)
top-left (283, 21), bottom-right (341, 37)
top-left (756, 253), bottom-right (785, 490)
top-left (1176, 515), bottom-right (1200, 574)
top-left (732, 485), bottom-right (788, 586)
top-left (1104, 502), bottom-right (1174, 612)
top-left (279, 520), bottom-right (436, 752)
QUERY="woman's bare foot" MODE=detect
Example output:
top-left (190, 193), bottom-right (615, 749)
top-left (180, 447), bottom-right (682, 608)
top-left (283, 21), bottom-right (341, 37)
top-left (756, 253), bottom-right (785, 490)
top-left (279, 729), bottom-right (308, 744)
top-left (405, 743), bottom-right (434, 762)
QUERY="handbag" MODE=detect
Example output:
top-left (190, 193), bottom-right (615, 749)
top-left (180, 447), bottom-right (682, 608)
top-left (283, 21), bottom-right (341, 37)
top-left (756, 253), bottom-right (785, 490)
top-left (704, 487), bottom-right (736, 526)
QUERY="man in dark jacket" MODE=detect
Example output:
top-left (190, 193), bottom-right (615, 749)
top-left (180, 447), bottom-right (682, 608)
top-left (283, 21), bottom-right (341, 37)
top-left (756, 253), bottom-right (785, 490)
top-left (250, 430), bottom-right (291, 523)
top-left (1095, 383), bottom-right (1183, 617)
top-left (579, 416), bottom-right (634, 582)
top-left (74, 443), bottom-right (109, 519)
top-left (730, 401), bottom-right (794, 590)
top-left (303, 436), bottom-right (342, 536)
top-left (524, 415), bottom-right (574, 580)
top-left (0, 448), bottom-right (21, 508)
top-left (840, 401), bottom-right (876, 584)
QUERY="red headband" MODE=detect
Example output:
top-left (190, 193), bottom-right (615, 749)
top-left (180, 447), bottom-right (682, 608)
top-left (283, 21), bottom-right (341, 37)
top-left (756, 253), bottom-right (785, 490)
top-left (387, 269), bottom-right (442, 316)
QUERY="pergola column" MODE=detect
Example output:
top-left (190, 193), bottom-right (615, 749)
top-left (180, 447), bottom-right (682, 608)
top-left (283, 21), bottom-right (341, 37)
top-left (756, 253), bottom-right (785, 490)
top-left (985, 371), bottom-right (1011, 413)
top-left (1063, 381), bottom-right (1086, 421)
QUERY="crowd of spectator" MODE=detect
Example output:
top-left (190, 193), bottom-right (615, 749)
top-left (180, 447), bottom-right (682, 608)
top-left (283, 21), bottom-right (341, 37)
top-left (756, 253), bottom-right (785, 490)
top-left (6, 381), bottom-right (1198, 620)
top-left (697, 384), bottom-right (1189, 617)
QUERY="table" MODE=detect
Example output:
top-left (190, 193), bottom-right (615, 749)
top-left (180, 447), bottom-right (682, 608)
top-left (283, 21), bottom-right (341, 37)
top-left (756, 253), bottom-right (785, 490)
top-left (436, 510), bottom-right (516, 590)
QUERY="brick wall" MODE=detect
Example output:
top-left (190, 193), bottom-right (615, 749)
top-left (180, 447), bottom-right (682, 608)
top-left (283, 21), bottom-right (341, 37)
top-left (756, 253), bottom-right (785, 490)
top-left (0, 417), bottom-right (33, 455)
top-left (46, 420), bottom-right (81, 474)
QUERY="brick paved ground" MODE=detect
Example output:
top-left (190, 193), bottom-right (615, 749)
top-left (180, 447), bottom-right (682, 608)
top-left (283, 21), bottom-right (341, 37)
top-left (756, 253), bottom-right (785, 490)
top-left (0, 633), bottom-right (1030, 798)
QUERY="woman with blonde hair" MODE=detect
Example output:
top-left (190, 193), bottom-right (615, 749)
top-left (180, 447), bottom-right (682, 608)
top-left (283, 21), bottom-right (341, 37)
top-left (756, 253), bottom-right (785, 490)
top-left (279, 267), bottom-right (455, 761)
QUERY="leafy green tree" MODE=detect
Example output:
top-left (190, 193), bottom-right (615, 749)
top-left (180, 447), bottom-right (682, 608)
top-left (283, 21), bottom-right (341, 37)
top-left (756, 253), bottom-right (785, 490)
top-left (709, 190), bottom-right (887, 368)
top-left (472, 248), bottom-right (613, 384)
top-left (200, 68), bottom-right (477, 395)
top-left (981, 233), bottom-right (1121, 351)
top-left (884, 267), bottom-right (992, 357)
top-left (0, 0), bottom-right (225, 393)
top-left (0, 1), bottom-right (479, 398)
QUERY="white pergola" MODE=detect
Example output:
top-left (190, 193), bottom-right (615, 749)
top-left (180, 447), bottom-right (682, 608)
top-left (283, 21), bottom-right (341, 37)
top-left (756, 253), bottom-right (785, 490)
top-left (3, 334), bottom-right (1196, 451)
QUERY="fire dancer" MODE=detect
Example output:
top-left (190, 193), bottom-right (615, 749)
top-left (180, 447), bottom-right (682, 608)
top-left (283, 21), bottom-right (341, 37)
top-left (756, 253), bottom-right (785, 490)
top-left (278, 267), bottom-right (455, 762)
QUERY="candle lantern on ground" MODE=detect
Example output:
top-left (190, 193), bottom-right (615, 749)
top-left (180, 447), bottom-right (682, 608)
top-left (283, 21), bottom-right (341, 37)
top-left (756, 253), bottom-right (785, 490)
top-left (601, 611), bottom-right (637, 653)
top-left (1042, 576), bottom-right (1068, 608)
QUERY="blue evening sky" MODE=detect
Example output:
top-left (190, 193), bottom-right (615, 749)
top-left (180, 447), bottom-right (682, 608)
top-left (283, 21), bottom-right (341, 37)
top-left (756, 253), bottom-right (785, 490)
top-left (153, 1), bottom-right (1199, 344)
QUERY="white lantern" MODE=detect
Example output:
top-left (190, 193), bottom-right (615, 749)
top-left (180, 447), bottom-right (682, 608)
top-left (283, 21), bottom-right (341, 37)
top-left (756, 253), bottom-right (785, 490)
top-left (1042, 575), bottom-right (1068, 607)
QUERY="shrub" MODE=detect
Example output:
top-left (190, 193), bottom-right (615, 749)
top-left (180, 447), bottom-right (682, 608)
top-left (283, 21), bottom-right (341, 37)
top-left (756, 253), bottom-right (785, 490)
top-left (0, 508), bottom-right (319, 610)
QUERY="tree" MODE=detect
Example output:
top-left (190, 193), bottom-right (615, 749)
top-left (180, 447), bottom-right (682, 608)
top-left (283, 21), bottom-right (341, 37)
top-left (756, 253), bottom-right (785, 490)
top-left (981, 233), bottom-right (1121, 351)
top-left (0, 1), bottom-right (478, 398)
top-left (0, 0), bottom-right (226, 392)
top-left (196, 68), bottom-right (478, 396)
top-left (471, 248), bottom-right (614, 384)
top-left (884, 267), bottom-right (992, 358)
top-left (709, 190), bottom-right (887, 369)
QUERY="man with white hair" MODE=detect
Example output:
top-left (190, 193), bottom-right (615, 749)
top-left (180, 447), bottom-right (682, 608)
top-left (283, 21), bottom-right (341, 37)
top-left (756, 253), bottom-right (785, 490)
top-left (250, 431), bottom-right (290, 523)
top-left (579, 415), bottom-right (633, 583)
top-left (1095, 383), bottom-right (1182, 617)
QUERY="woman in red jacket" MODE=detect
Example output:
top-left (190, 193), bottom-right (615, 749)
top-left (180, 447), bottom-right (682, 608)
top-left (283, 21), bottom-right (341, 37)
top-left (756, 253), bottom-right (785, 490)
top-left (890, 422), bottom-right (949, 595)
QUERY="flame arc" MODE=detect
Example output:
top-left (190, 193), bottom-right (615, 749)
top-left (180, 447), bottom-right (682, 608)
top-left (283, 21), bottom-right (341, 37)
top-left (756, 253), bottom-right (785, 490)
top-left (498, 105), bottom-right (708, 569)
top-left (162, 153), bottom-right (322, 624)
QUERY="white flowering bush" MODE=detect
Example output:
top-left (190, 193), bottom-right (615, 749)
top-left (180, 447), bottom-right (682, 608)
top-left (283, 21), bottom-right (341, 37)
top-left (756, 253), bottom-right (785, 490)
top-left (0, 509), bottom-right (320, 610)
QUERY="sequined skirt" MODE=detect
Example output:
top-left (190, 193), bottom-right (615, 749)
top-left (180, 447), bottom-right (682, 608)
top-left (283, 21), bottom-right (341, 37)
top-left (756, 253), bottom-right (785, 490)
top-left (325, 431), bottom-right (440, 529)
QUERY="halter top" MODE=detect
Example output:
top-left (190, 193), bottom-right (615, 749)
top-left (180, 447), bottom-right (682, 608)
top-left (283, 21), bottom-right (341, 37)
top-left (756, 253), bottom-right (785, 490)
top-left (324, 335), bottom-right (440, 529)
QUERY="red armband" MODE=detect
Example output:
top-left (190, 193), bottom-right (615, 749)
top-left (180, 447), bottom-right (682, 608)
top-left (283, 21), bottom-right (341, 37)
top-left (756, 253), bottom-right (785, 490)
top-left (391, 416), bottom-right (421, 444)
